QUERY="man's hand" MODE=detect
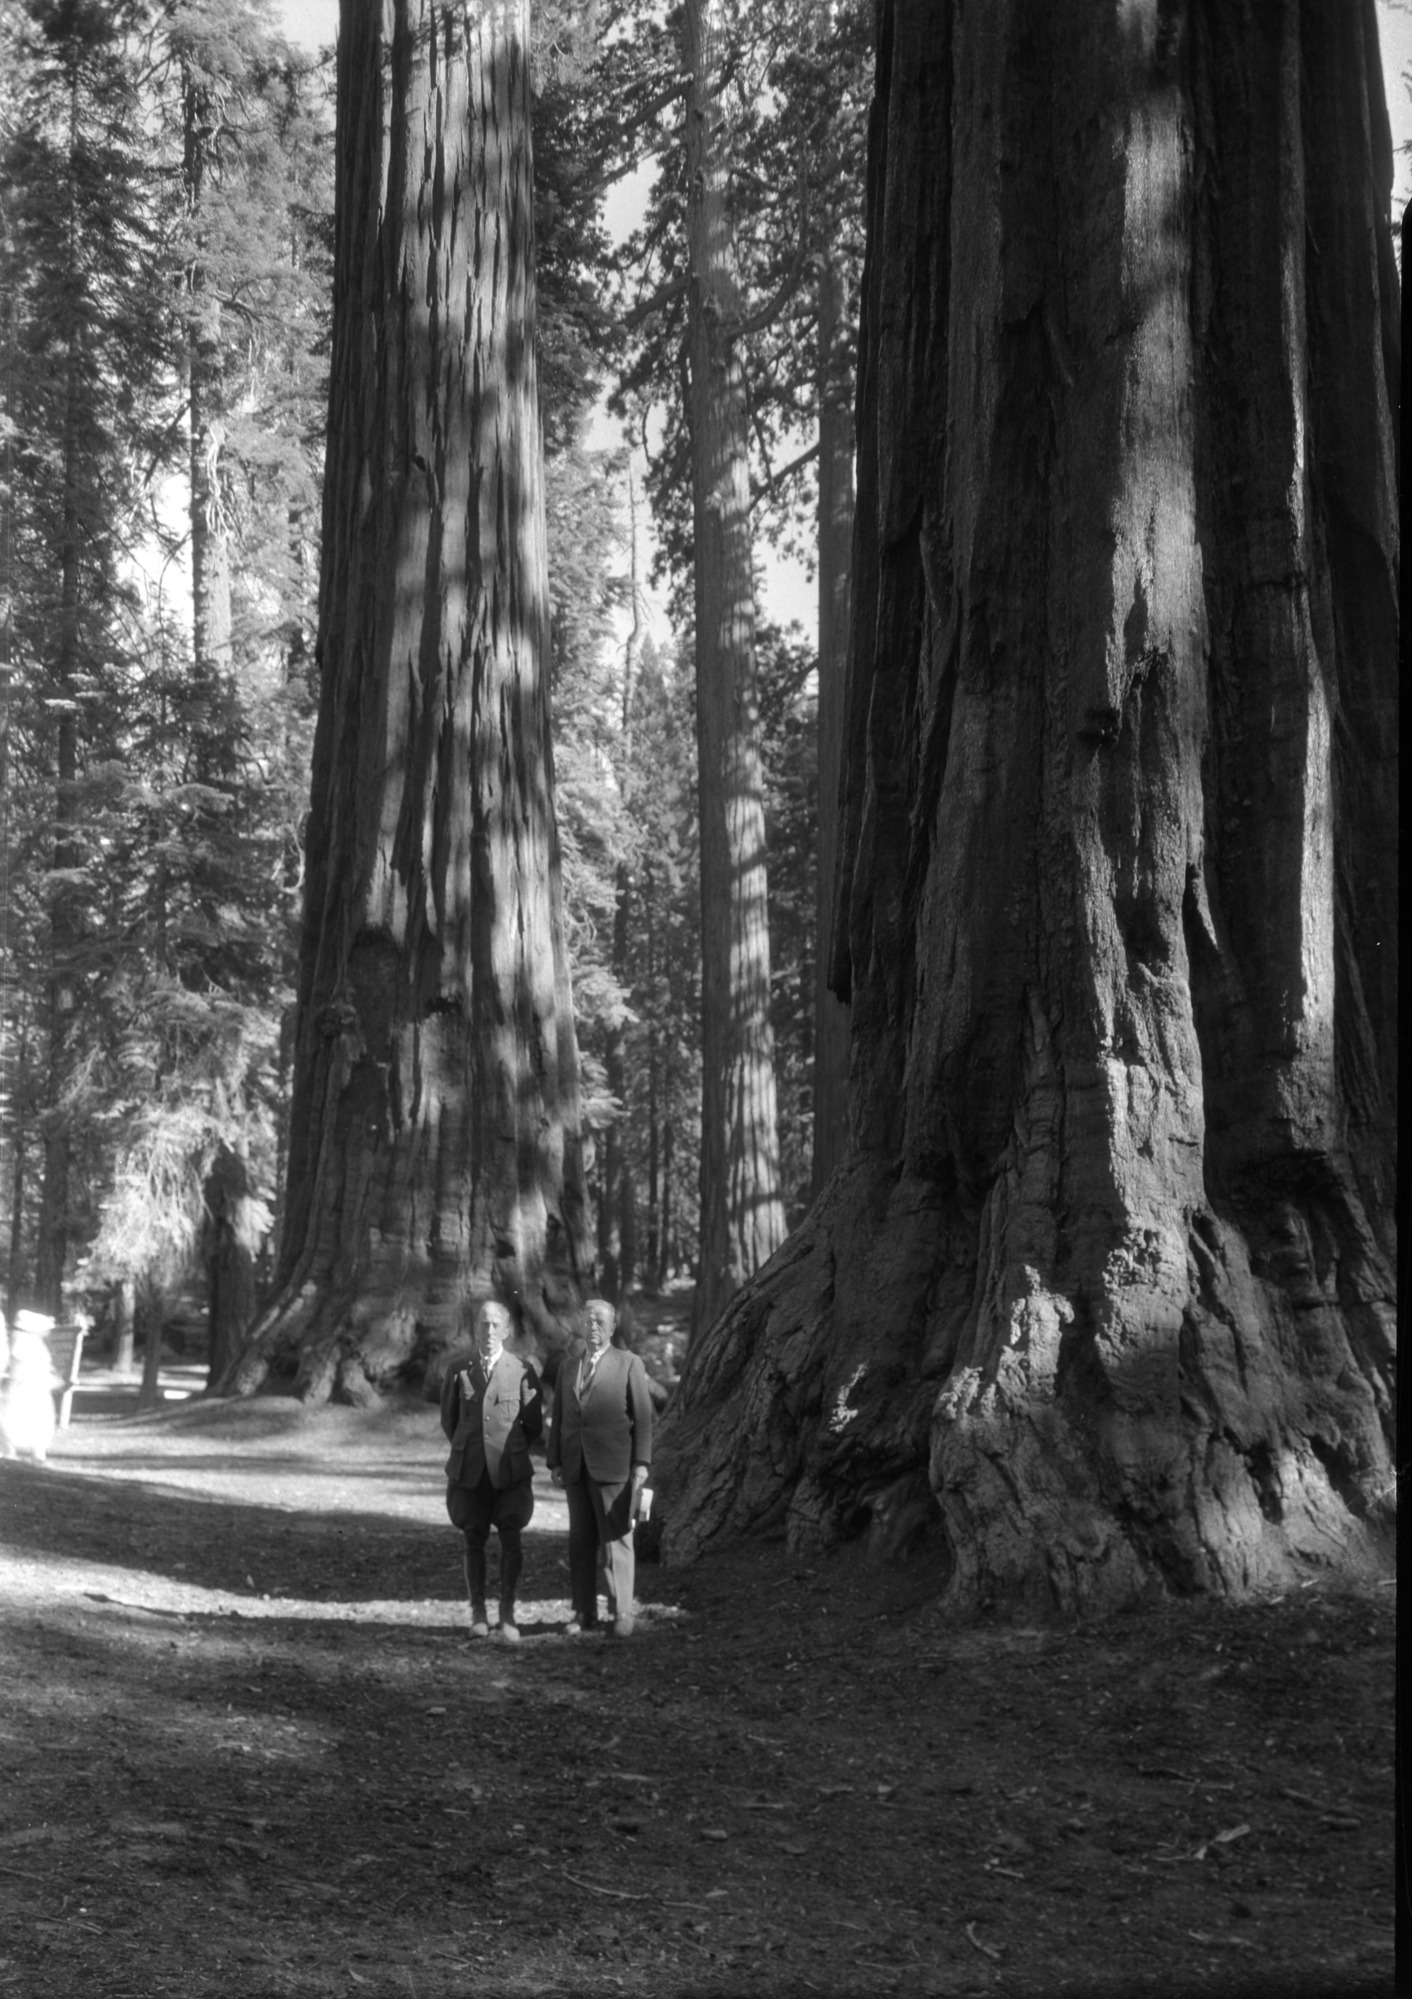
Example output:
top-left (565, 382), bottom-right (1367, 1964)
top-left (550, 1468), bottom-right (564, 1488)
top-left (631, 1465), bottom-right (649, 1492)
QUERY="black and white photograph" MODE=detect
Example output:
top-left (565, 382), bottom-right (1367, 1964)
top-left (0, 1), bottom-right (1399, 1993)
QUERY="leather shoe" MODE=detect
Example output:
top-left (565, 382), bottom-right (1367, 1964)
top-left (498, 1618), bottom-right (521, 1643)
top-left (564, 1617), bottom-right (598, 1636)
top-left (610, 1616), bottom-right (636, 1638)
top-left (468, 1604), bottom-right (490, 1639)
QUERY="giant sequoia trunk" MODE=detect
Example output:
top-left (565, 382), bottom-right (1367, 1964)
top-left (683, 0), bottom-right (787, 1339)
top-left (657, 0), bottom-right (1398, 1614)
top-left (225, 0), bottom-right (585, 1402)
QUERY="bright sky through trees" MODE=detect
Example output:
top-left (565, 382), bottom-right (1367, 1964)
top-left (277, 0), bottom-right (1412, 187)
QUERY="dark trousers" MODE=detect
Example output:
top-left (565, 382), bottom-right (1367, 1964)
top-left (448, 1472), bottom-right (533, 1612)
top-left (564, 1474), bottom-right (635, 1625)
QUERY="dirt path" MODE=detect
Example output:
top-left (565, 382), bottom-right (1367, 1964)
top-left (0, 1394), bottom-right (1394, 1998)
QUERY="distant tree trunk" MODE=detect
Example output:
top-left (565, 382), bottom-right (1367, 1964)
top-left (600, 878), bottom-right (634, 1301)
top-left (4, 1121), bottom-right (25, 1324)
top-left (188, 293), bottom-right (232, 689)
top-left (113, 1277), bottom-right (135, 1377)
top-left (0, 448), bottom-right (13, 1319)
top-left (811, 244), bottom-right (853, 1195)
top-left (620, 1168), bottom-right (638, 1297)
top-left (184, 73), bottom-right (258, 1349)
top-left (33, 335), bottom-right (84, 1317)
top-left (222, 0), bottom-right (584, 1403)
top-left (657, 0), bottom-right (1398, 1614)
top-left (182, 41), bottom-right (234, 697)
top-left (135, 1277), bottom-right (164, 1414)
top-left (594, 1148), bottom-right (616, 1297)
top-left (646, 994), bottom-right (661, 1285)
top-left (682, 0), bottom-right (787, 1341)
top-left (601, 466), bottom-right (646, 1300)
top-left (203, 1145), bottom-right (258, 1389)
top-left (3, 1007), bottom-right (31, 1323)
top-left (660, 1114), bottom-right (675, 1286)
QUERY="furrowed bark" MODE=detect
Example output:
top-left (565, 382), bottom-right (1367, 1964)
top-left (656, 0), bottom-right (1397, 1614)
top-left (682, 0), bottom-right (787, 1341)
top-left (225, 0), bottom-right (585, 1402)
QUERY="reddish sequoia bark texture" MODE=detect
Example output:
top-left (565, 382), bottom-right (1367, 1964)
top-left (657, 0), bottom-right (1397, 1613)
top-left (225, 0), bottom-right (585, 1402)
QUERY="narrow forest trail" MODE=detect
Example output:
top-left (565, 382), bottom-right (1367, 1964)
top-left (0, 1397), bottom-right (1393, 1998)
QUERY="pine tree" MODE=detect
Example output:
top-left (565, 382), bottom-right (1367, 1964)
top-left (0, 0), bottom-right (166, 1314)
top-left (0, 1), bottom-right (332, 1343)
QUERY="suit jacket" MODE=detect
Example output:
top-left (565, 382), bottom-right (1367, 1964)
top-left (440, 1348), bottom-right (543, 1490)
top-left (546, 1343), bottom-right (653, 1486)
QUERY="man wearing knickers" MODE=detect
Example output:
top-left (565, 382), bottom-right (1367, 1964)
top-left (440, 1298), bottom-right (543, 1642)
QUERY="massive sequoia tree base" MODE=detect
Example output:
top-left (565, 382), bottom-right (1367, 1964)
top-left (660, 1146), bottom-right (1394, 1612)
top-left (221, 0), bottom-right (585, 1407)
top-left (655, 0), bottom-right (1398, 1613)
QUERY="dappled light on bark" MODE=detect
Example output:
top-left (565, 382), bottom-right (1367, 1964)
top-left (224, 0), bottom-right (584, 1404)
top-left (657, 0), bottom-right (1397, 1615)
top-left (684, 0), bottom-right (787, 1341)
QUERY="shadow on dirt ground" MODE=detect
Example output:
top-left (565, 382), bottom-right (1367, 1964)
top-left (0, 1391), bottom-right (1395, 1999)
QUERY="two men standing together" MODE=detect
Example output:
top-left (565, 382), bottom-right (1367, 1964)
top-left (440, 1296), bottom-right (653, 1641)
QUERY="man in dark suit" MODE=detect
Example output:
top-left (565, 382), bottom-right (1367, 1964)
top-left (440, 1299), bottom-right (542, 1642)
top-left (547, 1297), bottom-right (653, 1637)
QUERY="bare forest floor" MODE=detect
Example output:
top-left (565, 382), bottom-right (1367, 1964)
top-left (0, 1347), bottom-right (1395, 1999)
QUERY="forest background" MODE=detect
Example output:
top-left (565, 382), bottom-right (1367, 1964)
top-left (0, 0), bottom-right (1406, 1381)
top-left (0, 0), bottom-right (868, 1353)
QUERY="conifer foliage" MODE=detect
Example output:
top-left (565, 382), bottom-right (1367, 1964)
top-left (0, 0), bottom-right (331, 1350)
top-left (0, 0), bottom-right (871, 1375)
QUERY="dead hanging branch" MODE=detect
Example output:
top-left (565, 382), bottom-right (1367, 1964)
top-left (749, 438), bottom-right (819, 514)
top-left (727, 156), bottom-right (809, 343)
top-left (622, 272), bottom-right (689, 330)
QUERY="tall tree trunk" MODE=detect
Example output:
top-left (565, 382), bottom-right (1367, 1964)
top-left (188, 294), bottom-right (232, 690)
top-left (185, 72), bottom-right (256, 1348)
top-left (682, 0), bottom-right (786, 1342)
top-left (3, 1002), bottom-right (30, 1323)
top-left (656, 0), bottom-right (1397, 1615)
top-left (601, 461), bottom-right (646, 1299)
top-left (33, 335), bottom-right (84, 1317)
top-left (619, 1168), bottom-right (638, 1297)
top-left (135, 1277), bottom-right (165, 1414)
top-left (5, 1122), bottom-right (25, 1324)
top-left (0, 277), bottom-right (12, 1304)
top-left (203, 1144), bottom-right (258, 1390)
top-left (646, 914), bottom-right (661, 1290)
top-left (812, 245), bottom-right (853, 1194)
top-left (113, 1276), bottom-right (135, 1377)
top-left (224, 0), bottom-right (585, 1402)
top-left (600, 874), bottom-right (629, 1299)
